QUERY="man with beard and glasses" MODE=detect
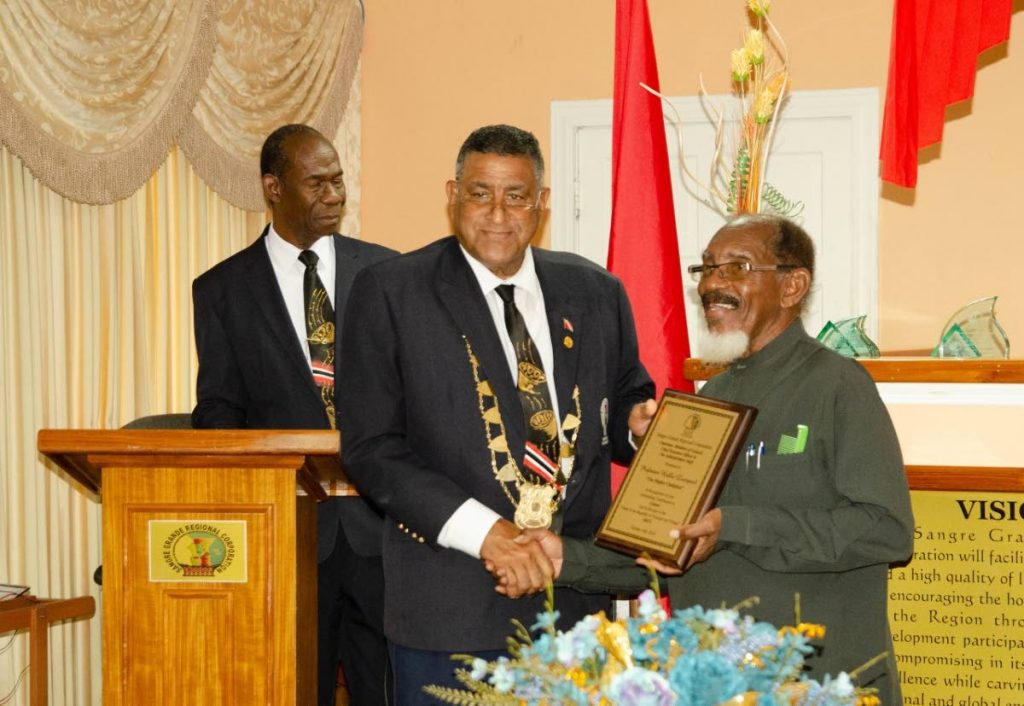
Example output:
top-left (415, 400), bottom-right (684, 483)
top-left (512, 214), bottom-right (914, 704)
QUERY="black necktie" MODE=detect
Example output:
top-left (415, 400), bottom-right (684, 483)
top-left (495, 284), bottom-right (560, 469)
top-left (298, 250), bottom-right (336, 429)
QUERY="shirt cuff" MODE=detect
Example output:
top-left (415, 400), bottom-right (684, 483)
top-left (436, 499), bottom-right (502, 558)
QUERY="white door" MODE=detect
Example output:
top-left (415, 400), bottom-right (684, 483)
top-left (549, 88), bottom-right (880, 352)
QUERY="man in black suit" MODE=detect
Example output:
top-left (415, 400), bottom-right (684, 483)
top-left (336, 124), bottom-right (657, 704)
top-left (192, 124), bottom-right (396, 706)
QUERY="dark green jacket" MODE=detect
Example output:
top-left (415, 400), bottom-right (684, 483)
top-left (560, 321), bottom-right (914, 703)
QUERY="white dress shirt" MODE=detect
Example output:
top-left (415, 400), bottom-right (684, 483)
top-left (263, 225), bottom-right (335, 369)
top-left (437, 246), bottom-right (563, 558)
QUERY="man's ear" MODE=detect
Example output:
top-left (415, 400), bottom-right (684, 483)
top-left (445, 179), bottom-right (458, 206)
top-left (537, 186), bottom-right (551, 211)
top-left (262, 174), bottom-right (281, 205)
top-left (780, 268), bottom-right (811, 310)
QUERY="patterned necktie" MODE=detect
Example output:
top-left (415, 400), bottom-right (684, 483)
top-left (298, 250), bottom-right (336, 429)
top-left (494, 284), bottom-right (560, 470)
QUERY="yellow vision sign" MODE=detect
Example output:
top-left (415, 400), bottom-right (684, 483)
top-left (889, 491), bottom-right (1024, 705)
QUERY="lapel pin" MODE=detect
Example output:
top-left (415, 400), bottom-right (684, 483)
top-left (562, 318), bottom-right (574, 348)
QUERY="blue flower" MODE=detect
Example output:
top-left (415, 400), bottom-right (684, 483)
top-left (607, 667), bottom-right (677, 706)
top-left (822, 672), bottom-right (855, 698)
top-left (469, 658), bottom-right (488, 681)
top-left (526, 633), bottom-right (556, 663)
top-left (705, 608), bottom-right (740, 631)
top-left (636, 590), bottom-right (666, 621)
top-left (668, 651), bottom-right (747, 706)
top-left (555, 615), bottom-right (603, 666)
top-left (429, 599), bottom-right (860, 706)
top-left (531, 609), bottom-right (561, 631)
top-left (489, 658), bottom-right (515, 693)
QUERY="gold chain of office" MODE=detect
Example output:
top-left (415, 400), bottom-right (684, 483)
top-left (463, 336), bottom-right (581, 530)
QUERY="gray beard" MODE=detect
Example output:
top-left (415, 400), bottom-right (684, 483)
top-left (698, 325), bottom-right (750, 365)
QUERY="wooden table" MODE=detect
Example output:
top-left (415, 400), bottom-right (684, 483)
top-left (0, 594), bottom-right (96, 705)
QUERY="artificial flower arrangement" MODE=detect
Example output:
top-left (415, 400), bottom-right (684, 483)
top-left (425, 588), bottom-right (881, 706)
top-left (646, 0), bottom-right (802, 217)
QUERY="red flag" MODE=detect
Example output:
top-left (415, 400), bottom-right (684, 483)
top-left (608, 0), bottom-right (691, 398)
top-left (608, 0), bottom-right (691, 500)
top-left (880, 0), bottom-right (1012, 188)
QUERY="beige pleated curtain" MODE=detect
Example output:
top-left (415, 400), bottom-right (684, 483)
top-left (0, 2), bottom-right (363, 704)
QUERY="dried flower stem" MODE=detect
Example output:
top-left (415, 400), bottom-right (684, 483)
top-left (639, 0), bottom-right (799, 217)
top-left (753, 9), bottom-right (791, 212)
top-left (848, 651), bottom-right (890, 681)
top-left (639, 82), bottom-right (731, 211)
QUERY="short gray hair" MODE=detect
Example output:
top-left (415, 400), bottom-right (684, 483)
top-left (454, 124), bottom-right (545, 185)
top-left (722, 214), bottom-right (815, 281)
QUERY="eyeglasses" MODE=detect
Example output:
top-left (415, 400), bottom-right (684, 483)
top-left (457, 188), bottom-right (539, 212)
top-left (687, 261), bottom-right (798, 282)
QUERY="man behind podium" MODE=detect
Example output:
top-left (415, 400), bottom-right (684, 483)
top-left (192, 124), bottom-right (396, 706)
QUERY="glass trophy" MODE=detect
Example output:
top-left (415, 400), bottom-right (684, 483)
top-left (932, 296), bottom-right (1010, 359)
top-left (815, 315), bottom-right (881, 358)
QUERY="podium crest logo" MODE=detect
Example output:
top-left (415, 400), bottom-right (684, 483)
top-left (149, 520), bottom-right (248, 583)
top-left (175, 530), bottom-right (227, 577)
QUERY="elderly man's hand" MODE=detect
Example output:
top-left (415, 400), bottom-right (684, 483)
top-left (671, 507), bottom-right (721, 567)
top-left (628, 398), bottom-right (658, 440)
top-left (480, 519), bottom-right (553, 598)
top-left (520, 528), bottom-right (564, 575)
top-left (636, 508), bottom-right (722, 575)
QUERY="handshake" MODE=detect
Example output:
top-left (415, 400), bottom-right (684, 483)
top-left (479, 508), bottom-right (723, 599)
top-left (479, 519), bottom-right (565, 599)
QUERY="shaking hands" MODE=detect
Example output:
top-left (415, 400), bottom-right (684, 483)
top-left (479, 400), bottom-right (716, 598)
top-left (481, 508), bottom-right (722, 598)
top-left (480, 521), bottom-right (562, 599)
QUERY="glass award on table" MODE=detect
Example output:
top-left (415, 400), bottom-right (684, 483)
top-left (815, 315), bottom-right (880, 358)
top-left (932, 296), bottom-right (1010, 359)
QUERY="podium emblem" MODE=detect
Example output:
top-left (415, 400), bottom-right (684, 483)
top-left (149, 520), bottom-right (248, 583)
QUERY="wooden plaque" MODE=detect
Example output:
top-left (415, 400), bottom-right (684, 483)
top-left (596, 389), bottom-right (757, 566)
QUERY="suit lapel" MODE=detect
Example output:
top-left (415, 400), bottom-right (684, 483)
top-left (333, 234), bottom-right (358, 371)
top-left (242, 227), bottom-right (321, 400)
top-left (535, 253), bottom-right (582, 425)
top-left (332, 234), bottom-right (358, 332)
top-left (435, 239), bottom-right (527, 449)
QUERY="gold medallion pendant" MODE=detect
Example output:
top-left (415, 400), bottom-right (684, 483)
top-left (514, 484), bottom-right (556, 529)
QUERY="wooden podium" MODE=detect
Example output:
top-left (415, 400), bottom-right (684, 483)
top-left (38, 429), bottom-right (343, 706)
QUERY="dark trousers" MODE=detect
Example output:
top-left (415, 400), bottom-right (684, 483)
top-left (318, 521), bottom-right (389, 706)
top-left (389, 643), bottom-right (507, 706)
